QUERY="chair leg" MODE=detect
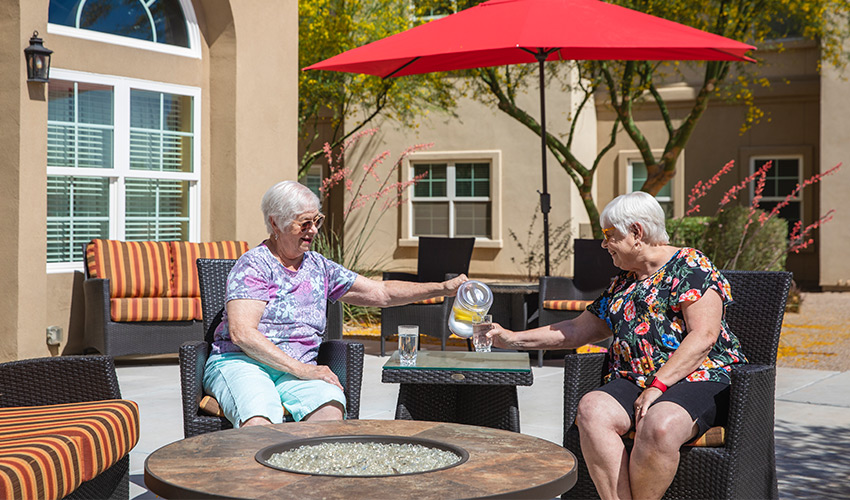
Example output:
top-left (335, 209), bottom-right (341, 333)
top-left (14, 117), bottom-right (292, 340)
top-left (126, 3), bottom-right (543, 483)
top-left (467, 339), bottom-right (473, 352)
top-left (380, 335), bottom-right (386, 357)
top-left (441, 336), bottom-right (446, 351)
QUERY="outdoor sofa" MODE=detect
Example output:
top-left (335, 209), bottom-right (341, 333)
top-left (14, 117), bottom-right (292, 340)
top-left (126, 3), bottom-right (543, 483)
top-left (83, 239), bottom-right (249, 357)
top-left (0, 355), bottom-right (139, 500)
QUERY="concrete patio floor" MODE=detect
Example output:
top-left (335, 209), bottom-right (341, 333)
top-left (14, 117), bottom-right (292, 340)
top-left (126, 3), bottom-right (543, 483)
top-left (118, 339), bottom-right (850, 499)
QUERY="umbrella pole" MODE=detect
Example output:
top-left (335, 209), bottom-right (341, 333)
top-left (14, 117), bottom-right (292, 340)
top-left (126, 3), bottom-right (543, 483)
top-left (536, 50), bottom-right (551, 277)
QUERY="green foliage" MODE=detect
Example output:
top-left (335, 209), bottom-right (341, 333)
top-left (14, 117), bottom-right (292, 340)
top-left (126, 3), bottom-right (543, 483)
top-left (299, 0), bottom-right (460, 177)
top-left (667, 207), bottom-right (788, 272)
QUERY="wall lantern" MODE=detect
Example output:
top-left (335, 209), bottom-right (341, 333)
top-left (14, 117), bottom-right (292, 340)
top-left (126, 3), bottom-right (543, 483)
top-left (24, 31), bottom-right (53, 83)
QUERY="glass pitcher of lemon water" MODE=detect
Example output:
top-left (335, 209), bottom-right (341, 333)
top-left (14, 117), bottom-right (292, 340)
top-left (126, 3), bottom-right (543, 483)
top-left (448, 280), bottom-right (493, 338)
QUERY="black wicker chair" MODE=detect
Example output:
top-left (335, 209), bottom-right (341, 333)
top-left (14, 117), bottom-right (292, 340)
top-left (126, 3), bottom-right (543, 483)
top-left (380, 237), bottom-right (475, 356)
top-left (0, 355), bottom-right (132, 500)
top-left (562, 270), bottom-right (792, 500)
top-left (179, 258), bottom-right (364, 438)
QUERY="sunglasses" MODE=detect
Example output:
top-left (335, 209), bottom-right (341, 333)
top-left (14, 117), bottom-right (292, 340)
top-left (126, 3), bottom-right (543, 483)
top-left (296, 214), bottom-right (325, 232)
top-left (601, 226), bottom-right (616, 241)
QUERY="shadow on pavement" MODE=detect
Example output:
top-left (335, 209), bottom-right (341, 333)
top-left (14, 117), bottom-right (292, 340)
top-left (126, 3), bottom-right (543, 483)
top-left (776, 420), bottom-right (850, 499)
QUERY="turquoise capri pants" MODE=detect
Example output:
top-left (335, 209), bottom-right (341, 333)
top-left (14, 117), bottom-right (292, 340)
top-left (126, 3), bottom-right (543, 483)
top-left (203, 351), bottom-right (346, 427)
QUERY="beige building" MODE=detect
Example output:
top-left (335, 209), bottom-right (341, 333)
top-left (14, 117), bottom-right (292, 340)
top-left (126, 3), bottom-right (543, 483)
top-left (1, 0), bottom-right (298, 362)
top-left (343, 39), bottom-right (850, 291)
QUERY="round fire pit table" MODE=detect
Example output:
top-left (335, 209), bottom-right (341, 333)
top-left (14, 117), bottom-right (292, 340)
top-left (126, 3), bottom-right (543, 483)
top-left (144, 419), bottom-right (577, 499)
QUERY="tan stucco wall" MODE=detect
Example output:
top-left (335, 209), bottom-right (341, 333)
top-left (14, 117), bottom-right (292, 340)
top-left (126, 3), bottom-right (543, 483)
top-left (344, 74), bottom-right (596, 280)
top-left (2, 0), bottom-right (299, 361)
top-left (819, 40), bottom-right (850, 290)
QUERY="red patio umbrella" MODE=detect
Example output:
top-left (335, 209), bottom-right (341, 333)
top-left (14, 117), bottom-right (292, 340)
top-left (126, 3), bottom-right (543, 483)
top-left (305, 0), bottom-right (755, 275)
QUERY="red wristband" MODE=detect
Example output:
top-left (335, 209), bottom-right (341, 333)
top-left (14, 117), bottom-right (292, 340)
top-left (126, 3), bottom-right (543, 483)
top-left (647, 375), bottom-right (667, 393)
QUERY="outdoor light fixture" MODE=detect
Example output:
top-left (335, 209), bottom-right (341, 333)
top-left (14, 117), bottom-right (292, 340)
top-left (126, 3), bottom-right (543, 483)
top-left (24, 31), bottom-right (52, 83)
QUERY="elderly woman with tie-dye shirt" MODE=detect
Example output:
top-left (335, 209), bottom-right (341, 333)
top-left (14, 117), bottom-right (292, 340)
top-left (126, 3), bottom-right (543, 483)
top-left (203, 181), bottom-right (467, 429)
top-left (487, 191), bottom-right (747, 500)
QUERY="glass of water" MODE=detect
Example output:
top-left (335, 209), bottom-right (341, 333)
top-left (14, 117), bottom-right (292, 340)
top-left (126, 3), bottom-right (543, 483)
top-left (398, 325), bottom-right (419, 365)
top-left (472, 315), bottom-right (493, 352)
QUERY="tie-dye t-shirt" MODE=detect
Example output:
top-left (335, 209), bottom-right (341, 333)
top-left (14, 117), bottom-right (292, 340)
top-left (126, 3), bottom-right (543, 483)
top-left (210, 244), bottom-right (357, 363)
top-left (587, 248), bottom-right (748, 386)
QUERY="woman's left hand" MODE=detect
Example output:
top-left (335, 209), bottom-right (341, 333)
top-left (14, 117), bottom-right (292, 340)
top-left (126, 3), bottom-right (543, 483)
top-left (634, 386), bottom-right (664, 424)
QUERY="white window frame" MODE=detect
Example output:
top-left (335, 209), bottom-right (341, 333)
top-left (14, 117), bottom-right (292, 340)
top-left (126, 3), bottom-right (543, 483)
top-left (749, 154), bottom-right (804, 221)
top-left (47, 0), bottom-right (202, 59)
top-left (47, 68), bottom-right (201, 273)
top-left (409, 0), bottom-right (457, 22)
top-left (618, 150), bottom-right (685, 218)
top-left (400, 150), bottom-right (502, 249)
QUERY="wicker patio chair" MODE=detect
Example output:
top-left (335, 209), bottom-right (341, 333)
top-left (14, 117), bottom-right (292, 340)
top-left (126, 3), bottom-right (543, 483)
top-left (562, 270), bottom-right (792, 500)
top-left (380, 237), bottom-right (475, 356)
top-left (179, 258), bottom-right (364, 438)
top-left (0, 355), bottom-right (132, 500)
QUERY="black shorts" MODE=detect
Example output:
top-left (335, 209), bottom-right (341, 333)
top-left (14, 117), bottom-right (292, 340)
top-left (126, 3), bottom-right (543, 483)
top-left (594, 377), bottom-right (730, 438)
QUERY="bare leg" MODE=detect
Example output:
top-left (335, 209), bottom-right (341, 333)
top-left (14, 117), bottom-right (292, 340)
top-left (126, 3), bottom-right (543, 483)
top-left (240, 416), bottom-right (273, 427)
top-left (629, 402), bottom-right (698, 500)
top-left (302, 401), bottom-right (344, 421)
top-left (576, 391), bottom-right (634, 500)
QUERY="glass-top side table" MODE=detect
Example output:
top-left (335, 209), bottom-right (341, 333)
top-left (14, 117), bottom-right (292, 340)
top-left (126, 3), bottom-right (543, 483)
top-left (382, 350), bottom-right (533, 432)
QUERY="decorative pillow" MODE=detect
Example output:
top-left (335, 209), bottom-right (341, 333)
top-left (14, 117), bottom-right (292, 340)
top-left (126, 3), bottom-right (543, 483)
top-left (85, 239), bottom-right (172, 298)
top-left (169, 241), bottom-right (250, 297)
top-left (542, 299), bottom-right (593, 311)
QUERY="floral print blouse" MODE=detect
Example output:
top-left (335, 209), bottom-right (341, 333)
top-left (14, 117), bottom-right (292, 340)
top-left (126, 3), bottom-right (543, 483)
top-left (587, 248), bottom-right (748, 387)
top-left (210, 244), bottom-right (357, 363)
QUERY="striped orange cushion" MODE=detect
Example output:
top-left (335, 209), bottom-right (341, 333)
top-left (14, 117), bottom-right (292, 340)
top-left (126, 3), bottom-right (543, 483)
top-left (85, 240), bottom-right (171, 299)
top-left (626, 426), bottom-right (725, 447)
top-left (0, 434), bottom-right (83, 500)
top-left (169, 241), bottom-right (250, 297)
top-left (543, 299), bottom-right (594, 311)
top-left (0, 400), bottom-right (139, 500)
top-left (411, 297), bottom-right (445, 305)
top-left (109, 297), bottom-right (202, 322)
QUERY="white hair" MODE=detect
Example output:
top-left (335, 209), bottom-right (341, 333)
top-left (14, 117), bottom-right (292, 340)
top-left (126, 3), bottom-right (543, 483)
top-left (261, 181), bottom-right (320, 234)
top-left (600, 191), bottom-right (669, 245)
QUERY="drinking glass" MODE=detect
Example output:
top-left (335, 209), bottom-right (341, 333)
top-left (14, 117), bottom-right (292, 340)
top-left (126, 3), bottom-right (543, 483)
top-left (472, 315), bottom-right (493, 352)
top-left (398, 325), bottom-right (419, 365)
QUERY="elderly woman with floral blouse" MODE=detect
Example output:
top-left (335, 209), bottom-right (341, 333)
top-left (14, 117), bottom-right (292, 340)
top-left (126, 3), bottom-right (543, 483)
top-left (203, 180), bottom-right (466, 428)
top-left (487, 191), bottom-right (747, 500)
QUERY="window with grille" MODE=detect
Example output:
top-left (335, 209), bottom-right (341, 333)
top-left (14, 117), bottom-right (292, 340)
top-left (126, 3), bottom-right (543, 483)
top-left (47, 70), bottom-right (200, 270)
top-left (628, 160), bottom-right (674, 218)
top-left (751, 156), bottom-right (802, 224)
top-left (411, 161), bottom-right (491, 238)
top-left (47, 0), bottom-right (200, 57)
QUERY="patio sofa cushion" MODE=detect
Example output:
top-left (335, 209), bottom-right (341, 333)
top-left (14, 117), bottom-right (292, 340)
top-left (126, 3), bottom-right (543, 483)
top-left (542, 299), bottom-right (594, 311)
top-left (109, 297), bottom-right (202, 322)
top-left (86, 239), bottom-right (171, 298)
top-left (169, 241), bottom-right (250, 297)
top-left (412, 296), bottom-right (445, 305)
top-left (0, 399), bottom-right (139, 500)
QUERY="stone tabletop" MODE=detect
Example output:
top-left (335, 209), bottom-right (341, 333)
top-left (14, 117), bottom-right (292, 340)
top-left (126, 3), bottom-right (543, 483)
top-left (144, 419), bottom-right (576, 499)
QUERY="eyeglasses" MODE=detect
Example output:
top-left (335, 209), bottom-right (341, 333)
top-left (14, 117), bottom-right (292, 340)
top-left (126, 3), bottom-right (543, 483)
top-left (601, 226), bottom-right (616, 242)
top-left (296, 214), bottom-right (325, 232)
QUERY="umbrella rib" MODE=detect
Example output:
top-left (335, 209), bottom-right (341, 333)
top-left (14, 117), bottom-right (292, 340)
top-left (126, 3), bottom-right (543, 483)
top-left (383, 57), bottom-right (422, 79)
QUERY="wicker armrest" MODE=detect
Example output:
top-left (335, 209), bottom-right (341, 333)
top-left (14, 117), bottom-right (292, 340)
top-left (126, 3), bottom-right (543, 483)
top-left (0, 355), bottom-right (122, 407)
top-left (82, 278), bottom-right (110, 339)
top-left (317, 340), bottom-right (365, 419)
top-left (725, 363), bottom-right (775, 450)
top-left (179, 341), bottom-right (209, 416)
top-left (562, 352), bottom-right (607, 431)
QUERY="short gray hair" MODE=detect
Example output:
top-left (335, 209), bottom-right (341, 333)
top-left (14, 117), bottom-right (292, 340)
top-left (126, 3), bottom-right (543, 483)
top-left (261, 181), bottom-right (320, 234)
top-left (600, 191), bottom-right (669, 245)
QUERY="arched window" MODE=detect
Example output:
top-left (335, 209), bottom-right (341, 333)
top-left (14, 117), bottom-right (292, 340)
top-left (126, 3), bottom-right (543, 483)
top-left (49, 0), bottom-right (191, 49)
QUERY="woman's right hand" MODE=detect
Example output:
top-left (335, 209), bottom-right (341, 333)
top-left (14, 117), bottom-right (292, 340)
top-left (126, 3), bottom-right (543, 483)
top-left (296, 363), bottom-right (343, 390)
